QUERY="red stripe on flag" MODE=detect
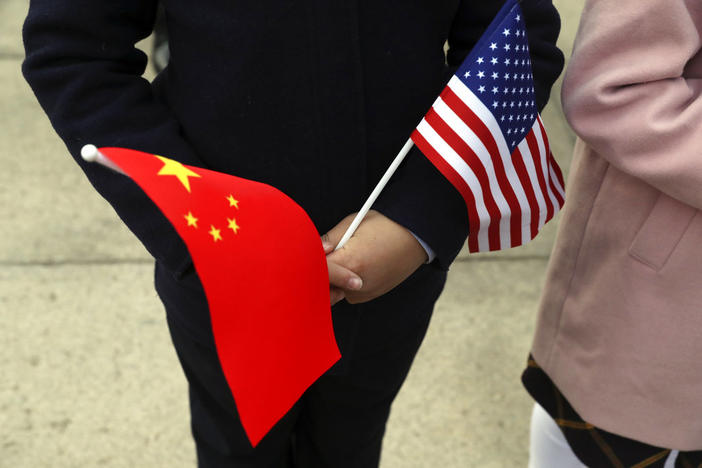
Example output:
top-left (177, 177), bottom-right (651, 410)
top-left (525, 130), bottom-right (554, 222)
top-left (440, 86), bottom-right (522, 248)
top-left (511, 146), bottom-right (540, 240)
top-left (548, 153), bottom-right (565, 208)
top-left (537, 117), bottom-right (551, 160)
top-left (424, 108), bottom-right (501, 251)
top-left (536, 118), bottom-right (565, 209)
top-left (549, 155), bottom-right (565, 208)
top-left (411, 129), bottom-right (481, 253)
top-left (551, 153), bottom-right (565, 193)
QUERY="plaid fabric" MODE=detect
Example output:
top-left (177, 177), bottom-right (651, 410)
top-left (522, 356), bottom-right (702, 467)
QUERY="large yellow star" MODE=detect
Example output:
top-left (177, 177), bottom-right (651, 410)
top-left (184, 211), bottom-right (198, 228)
top-left (155, 156), bottom-right (201, 193)
top-left (227, 217), bottom-right (240, 234)
top-left (208, 225), bottom-right (222, 242)
top-left (226, 194), bottom-right (239, 209)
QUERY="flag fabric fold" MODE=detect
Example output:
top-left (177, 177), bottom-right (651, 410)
top-left (412, 0), bottom-right (565, 253)
top-left (98, 147), bottom-right (341, 447)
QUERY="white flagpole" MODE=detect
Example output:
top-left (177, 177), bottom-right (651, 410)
top-left (335, 139), bottom-right (414, 250)
top-left (80, 144), bottom-right (126, 175)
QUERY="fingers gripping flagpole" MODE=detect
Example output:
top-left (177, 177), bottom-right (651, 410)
top-left (335, 139), bottom-right (414, 250)
top-left (80, 144), bottom-right (127, 175)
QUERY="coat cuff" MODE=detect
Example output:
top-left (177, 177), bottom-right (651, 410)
top-left (373, 145), bottom-right (468, 271)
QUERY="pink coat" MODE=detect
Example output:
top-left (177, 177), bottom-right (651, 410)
top-left (532, 0), bottom-right (702, 450)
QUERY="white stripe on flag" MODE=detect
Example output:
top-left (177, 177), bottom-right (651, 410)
top-left (533, 120), bottom-right (560, 214)
top-left (535, 115), bottom-right (563, 202)
top-left (517, 124), bottom-right (548, 230)
top-left (448, 77), bottom-right (532, 238)
top-left (432, 97), bottom-right (512, 249)
top-left (416, 119), bottom-right (491, 252)
top-left (550, 162), bottom-right (565, 202)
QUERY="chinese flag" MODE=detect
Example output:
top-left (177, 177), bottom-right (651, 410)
top-left (98, 147), bottom-right (340, 446)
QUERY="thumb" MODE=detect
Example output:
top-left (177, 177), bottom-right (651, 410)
top-left (321, 213), bottom-right (357, 254)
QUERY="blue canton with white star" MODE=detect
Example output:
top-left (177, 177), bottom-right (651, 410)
top-left (455, 2), bottom-right (537, 153)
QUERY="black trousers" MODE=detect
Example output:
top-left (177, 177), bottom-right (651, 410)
top-left (155, 261), bottom-right (447, 468)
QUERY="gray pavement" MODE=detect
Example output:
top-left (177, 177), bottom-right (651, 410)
top-left (1, 1), bottom-right (584, 466)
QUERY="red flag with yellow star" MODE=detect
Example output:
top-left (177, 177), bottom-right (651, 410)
top-left (96, 147), bottom-right (340, 447)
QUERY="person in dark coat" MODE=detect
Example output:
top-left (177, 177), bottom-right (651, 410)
top-left (22, 1), bottom-right (564, 466)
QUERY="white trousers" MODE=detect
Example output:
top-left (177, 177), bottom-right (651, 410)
top-left (528, 404), bottom-right (678, 468)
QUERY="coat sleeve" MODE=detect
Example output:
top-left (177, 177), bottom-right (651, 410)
top-left (562, 0), bottom-right (702, 210)
top-left (374, 0), bottom-right (564, 270)
top-left (22, 0), bottom-right (205, 276)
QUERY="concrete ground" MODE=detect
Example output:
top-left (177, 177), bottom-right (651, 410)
top-left (0, 1), bottom-right (584, 466)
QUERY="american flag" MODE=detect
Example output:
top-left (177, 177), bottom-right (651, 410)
top-left (412, 0), bottom-right (564, 253)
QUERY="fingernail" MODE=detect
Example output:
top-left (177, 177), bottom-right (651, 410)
top-left (322, 241), bottom-right (333, 251)
top-left (348, 277), bottom-right (363, 290)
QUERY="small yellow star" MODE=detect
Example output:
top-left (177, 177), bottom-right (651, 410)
top-left (184, 212), bottom-right (198, 228)
top-left (226, 194), bottom-right (239, 209)
top-left (208, 225), bottom-right (222, 242)
top-left (155, 156), bottom-right (201, 193)
top-left (227, 217), bottom-right (240, 234)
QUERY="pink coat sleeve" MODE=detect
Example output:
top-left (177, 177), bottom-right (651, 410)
top-left (562, 0), bottom-right (702, 210)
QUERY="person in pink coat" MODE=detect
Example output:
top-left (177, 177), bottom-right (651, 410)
top-left (522, 1), bottom-right (702, 466)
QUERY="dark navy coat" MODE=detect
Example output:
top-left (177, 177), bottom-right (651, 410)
top-left (22, 0), bottom-right (563, 279)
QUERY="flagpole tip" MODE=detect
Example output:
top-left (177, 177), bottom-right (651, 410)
top-left (80, 144), bottom-right (99, 162)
